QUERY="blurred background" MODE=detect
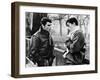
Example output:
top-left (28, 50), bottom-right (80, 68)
top-left (25, 12), bottom-right (90, 67)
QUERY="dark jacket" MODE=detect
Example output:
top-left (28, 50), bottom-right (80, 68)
top-left (28, 28), bottom-right (54, 64)
top-left (65, 30), bottom-right (85, 64)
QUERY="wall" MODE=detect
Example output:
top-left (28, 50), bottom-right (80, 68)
top-left (0, 0), bottom-right (100, 80)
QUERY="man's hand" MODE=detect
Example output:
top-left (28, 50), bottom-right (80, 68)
top-left (62, 48), bottom-right (69, 58)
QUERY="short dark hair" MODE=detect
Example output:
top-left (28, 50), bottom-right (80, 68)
top-left (66, 17), bottom-right (78, 26)
top-left (40, 17), bottom-right (52, 26)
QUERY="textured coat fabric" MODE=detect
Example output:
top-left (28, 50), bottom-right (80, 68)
top-left (28, 28), bottom-right (55, 66)
top-left (65, 30), bottom-right (85, 64)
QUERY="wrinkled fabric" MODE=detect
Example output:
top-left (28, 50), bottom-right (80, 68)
top-left (28, 29), bottom-right (55, 66)
top-left (65, 30), bottom-right (85, 65)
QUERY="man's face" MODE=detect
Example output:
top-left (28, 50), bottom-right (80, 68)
top-left (67, 22), bottom-right (75, 31)
top-left (43, 22), bottom-right (52, 32)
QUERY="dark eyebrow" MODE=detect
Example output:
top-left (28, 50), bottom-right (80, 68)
top-left (47, 24), bottom-right (51, 26)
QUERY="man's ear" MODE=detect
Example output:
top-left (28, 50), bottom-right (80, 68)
top-left (41, 24), bottom-right (44, 28)
top-left (73, 22), bottom-right (76, 26)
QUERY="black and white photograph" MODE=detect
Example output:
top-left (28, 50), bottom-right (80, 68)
top-left (25, 12), bottom-right (90, 67)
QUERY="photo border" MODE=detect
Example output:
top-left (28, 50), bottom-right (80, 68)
top-left (11, 2), bottom-right (98, 78)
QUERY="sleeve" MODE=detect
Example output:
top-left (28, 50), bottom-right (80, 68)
top-left (28, 35), bottom-right (40, 61)
top-left (69, 31), bottom-right (84, 53)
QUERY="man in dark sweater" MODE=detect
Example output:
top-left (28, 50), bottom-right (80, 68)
top-left (63, 17), bottom-right (86, 65)
top-left (28, 17), bottom-right (55, 66)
